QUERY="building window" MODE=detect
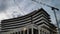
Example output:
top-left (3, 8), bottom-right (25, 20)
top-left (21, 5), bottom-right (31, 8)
top-left (18, 31), bottom-right (20, 34)
top-left (33, 28), bottom-right (38, 34)
top-left (16, 32), bottom-right (17, 34)
top-left (13, 33), bottom-right (15, 34)
top-left (40, 30), bottom-right (42, 34)
top-left (25, 30), bottom-right (27, 34)
top-left (29, 29), bottom-right (32, 34)
top-left (21, 31), bottom-right (23, 34)
top-left (45, 32), bottom-right (46, 34)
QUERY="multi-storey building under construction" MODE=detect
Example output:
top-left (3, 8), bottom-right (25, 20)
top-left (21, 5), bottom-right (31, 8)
top-left (0, 8), bottom-right (57, 34)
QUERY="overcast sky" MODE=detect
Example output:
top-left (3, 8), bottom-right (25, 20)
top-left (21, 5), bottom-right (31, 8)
top-left (0, 0), bottom-right (60, 26)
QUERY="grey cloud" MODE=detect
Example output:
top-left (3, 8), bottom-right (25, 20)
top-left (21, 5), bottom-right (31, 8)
top-left (0, 0), bottom-right (17, 12)
top-left (0, 0), bottom-right (60, 26)
top-left (0, 0), bottom-right (7, 12)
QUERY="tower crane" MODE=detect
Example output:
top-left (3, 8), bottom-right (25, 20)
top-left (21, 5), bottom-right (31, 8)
top-left (32, 0), bottom-right (59, 34)
top-left (32, 0), bottom-right (59, 10)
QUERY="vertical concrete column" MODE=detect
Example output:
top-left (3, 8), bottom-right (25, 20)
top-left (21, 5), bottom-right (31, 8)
top-left (20, 30), bottom-right (21, 34)
top-left (24, 30), bottom-right (25, 34)
top-left (27, 28), bottom-right (29, 34)
top-left (38, 27), bottom-right (41, 34)
top-left (38, 28), bottom-right (40, 34)
top-left (32, 27), bottom-right (33, 34)
top-left (17, 31), bottom-right (19, 34)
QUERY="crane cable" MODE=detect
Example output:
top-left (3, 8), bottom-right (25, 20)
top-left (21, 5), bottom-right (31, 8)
top-left (14, 0), bottom-right (25, 15)
top-left (32, 0), bottom-right (54, 8)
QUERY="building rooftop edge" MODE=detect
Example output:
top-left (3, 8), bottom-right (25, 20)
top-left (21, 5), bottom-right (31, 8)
top-left (1, 8), bottom-right (57, 28)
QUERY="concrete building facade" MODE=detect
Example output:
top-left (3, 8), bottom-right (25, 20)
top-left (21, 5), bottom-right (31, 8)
top-left (0, 8), bottom-right (57, 34)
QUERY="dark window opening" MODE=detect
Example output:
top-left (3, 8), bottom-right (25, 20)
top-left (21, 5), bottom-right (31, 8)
top-left (29, 29), bottom-right (32, 34)
top-left (25, 30), bottom-right (27, 34)
top-left (40, 30), bottom-right (42, 34)
top-left (13, 33), bottom-right (15, 34)
top-left (33, 28), bottom-right (38, 34)
top-left (21, 31), bottom-right (23, 34)
top-left (16, 32), bottom-right (17, 34)
top-left (18, 31), bottom-right (20, 34)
